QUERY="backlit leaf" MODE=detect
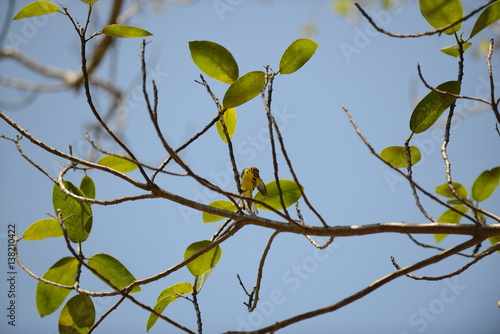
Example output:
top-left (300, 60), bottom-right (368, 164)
top-left (216, 108), bottom-right (237, 143)
top-left (80, 175), bottom-right (96, 200)
top-left (279, 38), bottom-right (319, 75)
top-left (380, 146), bottom-right (421, 168)
top-left (58, 294), bottom-right (95, 334)
top-left (409, 81), bottom-right (461, 133)
top-left (102, 24), bottom-right (152, 38)
top-left (184, 240), bottom-right (222, 277)
top-left (434, 205), bottom-right (469, 243)
top-left (146, 282), bottom-right (193, 332)
top-left (36, 257), bottom-right (78, 317)
top-left (202, 200), bottom-right (238, 223)
top-left (87, 254), bottom-right (141, 293)
top-left (189, 41), bottom-right (239, 84)
top-left (435, 181), bottom-right (468, 199)
top-left (222, 71), bottom-right (265, 108)
top-left (440, 43), bottom-right (471, 57)
top-left (13, 1), bottom-right (59, 20)
top-left (97, 155), bottom-right (137, 173)
top-left (23, 218), bottom-right (63, 240)
top-left (255, 179), bottom-right (303, 211)
top-left (419, 0), bottom-right (463, 35)
top-left (472, 167), bottom-right (500, 202)
top-left (470, 1), bottom-right (500, 38)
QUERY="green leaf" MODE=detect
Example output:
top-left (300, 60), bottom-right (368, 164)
top-left (216, 108), bottom-right (237, 143)
top-left (222, 71), bottom-right (265, 108)
top-left (81, 0), bottom-right (100, 4)
top-left (202, 200), bottom-right (238, 223)
top-left (194, 269), bottom-right (213, 293)
top-left (255, 179), bottom-right (303, 211)
top-left (470, 1), bottom-right (500, 38)
top-left (409, 81), bottom-right (461, 133)
top-left (23, 218), bottom-right (63, 240)
top-left (146, 282), bottom-right (193, 332)
top-left (58, 294), bottom-right (95, 334)
top-left (440, 42), bottom-right (471, 57)
top-left (189, 41), bottom-right (239, 84)
top-left (80, 175), bottom-right (96, 200)
top-left (184, 240), bottom-right (222, 277)
top-left (380, 146), bottom-right (421, 168)
top-left (101, 24), bottom-right (152, 38)
top-left (435, 181), bottom-right (468, 199)
top-left (279, 38), bottom-right (319, 75)
top-left (435, 205), bottom-right (469, 243)
top-left (52, 182), bottom-right (92, 243)
top-left (418, 0), bottom-right (463, 35)
top-left (97, 155), bottom-right (137, 173)
top-left (87, 254), bottom-right (141, 293)
top-left (36, 257), bottom-right (78, 317)
top-left (489, 235), bottom-right (500, 253)
top-left (12, 1), bottom-right (59, 20)
top-left (472, 167), bottom-right (500, 202)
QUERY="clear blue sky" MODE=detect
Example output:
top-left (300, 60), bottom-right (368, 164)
top-left (1, 0), bottom-right (499, 333)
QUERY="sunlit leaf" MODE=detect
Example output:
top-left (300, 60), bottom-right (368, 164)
top-left (470, 1), bottom-right (500, 38)
top-left (81, 0), bottom-right (100, 4)
top-left (435, 205), bottom-right (469, 243)
top-left (189, 41), bottom-right (239, 84)
top-left (80, 175), bottom-right (96, 200)
top-left (52, 182), bottom-right (92, 243)
top-left (87, 254), bottom-right (141, 293)
top-left (194, 268), bottom-right (214, 293)
top-left (184, 240), bottom-right (222, 277)
top-left (13, 1), bottom-right (60, 20)
top-left (409, 81), bottom-right (461, 133)
top-left (102, 24), bottom-right (152, 38)
top-left (36, 257), bottom-right (78, 317)
top-left (380, 146), bottom-right (421, 168)
top-left (255, 179), bottom-right (303, 211)
top-left (216, 108), bottom-right (237, 143)
top-left (58, 294), bottom-right (95, 334)
top-left (202, 200), bottom-right (238, 223)
top-left (279, 38), bottom-right (319, 75)
top-left (222, 71), bottom-right (265, 108)
top-left (472, 167), bottom-right (500, 202)
top-left (97, 155), bottom-right (137, 173)
top-left (23, 218), bottom-right (63, 240)
top-left (489, 235), bottom-right (500, 253)
top-left (440, 43), bottom-right (471, 57)
top-left (419, 0), bottom-right (463, 35)
top-left (435, 181), bottom-right (468, 199)
top-left (146, 282), bottom-right (193, 332)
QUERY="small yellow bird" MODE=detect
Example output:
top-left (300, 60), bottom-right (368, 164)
top-left (240, 167), bottom-right (268, 214)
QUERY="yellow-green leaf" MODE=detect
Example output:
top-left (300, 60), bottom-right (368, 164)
top-left (216, 108), bottom-right (237, 143)
top-left (36, 257), bottom-right (78, 317)
top-left (184, 240), bottom-right (222, 277)
top-left (189, 41), bottom-right (239, 84)
top-left (101, 24), bottom-right (152, 38)
top-left (80, 175), bottom-right (96, 200)
top-left (255, 179), bottom-right (303, 211)
top-left (23, 218), bottom-right (63, 240)
top-left (222, 71), bottom-right (265, 108)
top-left (489, 235), bottom-right (500, 253)
top-left (279, 38), bottom-right (319, 75)
top-left (419, 0), bottom-right (463, 35)
top-left (146, 282), bottom-right (193, 332)
top-left (202, 200), bottom-right (238, 223)
top-left (409, 81), bottom-right (461, 134)
top-left (81, 0), bottom-right (100, 4)
top-left (440, 43), bottom-right (471, 57)
top-left (58, 294), bottom-right (95, 334)
top-left (380, 146), bottom-right (421, 168)
top-left (87, 254), bottom-right (141, 293)
top-left (13, 1), bottom-right (60, 20)
top-left (435, 205), bottom-right (469, 243)
top-left (435, 181), bottom-right (468, 199)
top-left (470, 1), bottom-right (500, 38)
top-left (472, 167), bottom-right (500, 202)
top-left (97, 155), bottom-right (137, 173)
